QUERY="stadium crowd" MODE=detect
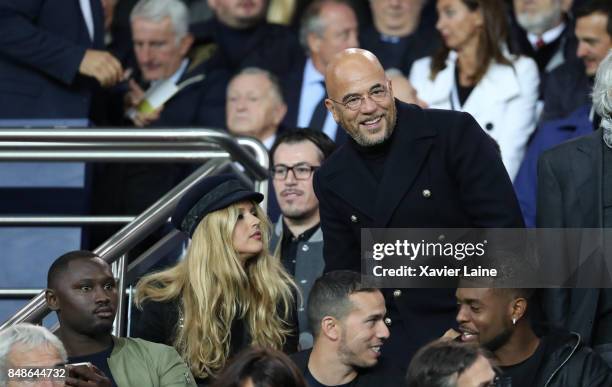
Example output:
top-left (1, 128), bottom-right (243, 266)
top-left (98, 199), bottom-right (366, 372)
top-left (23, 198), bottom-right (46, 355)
top-left (1, 0), bottom-right (612, 385)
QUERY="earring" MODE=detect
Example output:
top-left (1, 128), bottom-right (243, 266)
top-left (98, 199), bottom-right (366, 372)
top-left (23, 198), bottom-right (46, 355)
top-left (512, 317), bottom-right (517, 325)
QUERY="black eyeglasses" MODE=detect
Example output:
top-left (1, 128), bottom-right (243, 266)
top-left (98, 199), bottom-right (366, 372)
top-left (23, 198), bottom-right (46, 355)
top-left (270, 163), bottom-right (320, 180)
top-left (328, 82), bottom-right (390, 111)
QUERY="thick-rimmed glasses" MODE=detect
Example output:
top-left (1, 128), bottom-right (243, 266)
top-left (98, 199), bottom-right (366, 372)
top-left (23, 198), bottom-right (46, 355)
top-left (328, 82), bottom-right (390, 111)
top-left (270, 163), bottom-right (320, 180)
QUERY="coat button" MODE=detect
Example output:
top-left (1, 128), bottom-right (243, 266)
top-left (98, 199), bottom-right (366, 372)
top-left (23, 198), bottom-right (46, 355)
top-left (422, 189), bottom-right (431, 198)
top-left (302, 244), bottom-right (309, 252)
top-left (393, 289), bottom-right (402, 297)
top-left (384, 317), bottom-right (392, 326)
top-left (350, 215), bottom-right (358, 223)
top-left (300, 279), bottom-right (308, 284)
top-left (485, 122), bottom-right (494, 130)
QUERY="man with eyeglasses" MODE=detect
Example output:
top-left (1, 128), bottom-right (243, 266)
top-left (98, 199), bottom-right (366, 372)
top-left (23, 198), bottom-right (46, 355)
top-left (269, 129), bottom-right (336, 350)
top-left (313, 48), bottom-right (524, 366)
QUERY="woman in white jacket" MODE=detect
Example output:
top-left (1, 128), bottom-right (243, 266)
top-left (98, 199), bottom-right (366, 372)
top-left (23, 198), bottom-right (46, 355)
top-left (409, 0), bottom-right (539, 181)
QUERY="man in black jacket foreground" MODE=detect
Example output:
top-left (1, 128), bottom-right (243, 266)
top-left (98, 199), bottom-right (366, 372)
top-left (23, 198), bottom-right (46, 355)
top-left (290, 271), bottom-right (405, 387)
top-left (313, 48), bottom-right (524, 364)
top-left (452, 287), bottom-right (612, 386)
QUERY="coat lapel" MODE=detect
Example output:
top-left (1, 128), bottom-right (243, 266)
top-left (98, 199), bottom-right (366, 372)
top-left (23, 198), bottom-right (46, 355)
top-left (374, 103), bottom-right (435, 227)
top-left (574, 129), bottom-right (602, 228)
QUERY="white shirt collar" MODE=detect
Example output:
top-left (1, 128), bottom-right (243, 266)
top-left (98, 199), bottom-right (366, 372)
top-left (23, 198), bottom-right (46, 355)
top-left (262, 133), bottom-right (276, 150)
top-left (304, 58), bottom-right (325, 86)
top-left (527, 22), bottom-right (566, 49)
top-left (150, 59), bottom-right (189, 88)
top-left (79, 0), bottom-right (95, 41)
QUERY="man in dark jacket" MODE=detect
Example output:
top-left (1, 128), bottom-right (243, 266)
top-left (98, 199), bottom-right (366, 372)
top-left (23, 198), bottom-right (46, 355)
top-left (290, 271), bottom-right (405, 387)
top-left (0, 0), bottom-right (123, 120)
top-left (93, 0), bottom-right (230, 233)
top-left (540, 0), bottom-right (612, 123)
top-left (536, 52), bottom-right (612, 366)
top-left (453, 287), bottom-right (612, 386)
top-left (313, 48), bottom-right (524, 364)
top-left (190, 0), bottom-right (304, 77)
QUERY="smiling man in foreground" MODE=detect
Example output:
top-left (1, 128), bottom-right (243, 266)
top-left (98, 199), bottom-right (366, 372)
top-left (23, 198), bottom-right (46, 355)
top-left (455, 287), bottom-right (612, 386)
top-left (312, 48), bottom-right (524, 364)
top-left (45, 250), bottom-right (196, 386)
top-left (290, 271), bottom-right (404, 386)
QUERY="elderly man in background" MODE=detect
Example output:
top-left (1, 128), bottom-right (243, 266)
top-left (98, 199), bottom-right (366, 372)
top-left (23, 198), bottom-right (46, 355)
top-left (92, 0), bottom-right (231, 238)
top-left (537, 51), bottom-right (612, 366)
top-left (126, 0), bottom-right (228, 127)
top-left (0, 323), bottom-right (68, 387)
top-left (226, 68), bottom-right (288, 149)
top-left (510, 0), bottom-right (577, 98)
top-left (282, 0), bottom-right (359, 143)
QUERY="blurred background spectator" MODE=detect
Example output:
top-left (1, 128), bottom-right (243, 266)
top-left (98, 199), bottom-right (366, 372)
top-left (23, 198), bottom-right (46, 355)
top-left (212, 347), bottom-right (307, 387)
top-left (509, 0), bottom-right (576, 101)
top-left (514, 0), bottom-right (611, 227)
top-left (360, 0), bottom-right (440, 75)
top-left (0, 0), bottom-right (123, 120)
top-left (282, 0), bottom-right (358, 143)
top-left (226, 68), bottom-right (288, 149)
top-left (410, 0), bottom-right (539, 180)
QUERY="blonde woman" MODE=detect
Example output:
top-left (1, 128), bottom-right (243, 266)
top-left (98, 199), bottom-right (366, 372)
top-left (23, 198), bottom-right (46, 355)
top-left (133, 175), bottom-right (297, 383)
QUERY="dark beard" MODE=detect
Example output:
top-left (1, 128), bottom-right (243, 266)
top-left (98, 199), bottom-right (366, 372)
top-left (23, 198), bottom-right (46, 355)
top-left (483, 327), bottom-right (513, 352)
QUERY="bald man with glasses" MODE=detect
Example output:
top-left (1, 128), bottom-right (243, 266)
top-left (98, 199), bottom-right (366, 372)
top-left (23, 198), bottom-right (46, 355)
top-left (312, 48), bottom-right (524, 365)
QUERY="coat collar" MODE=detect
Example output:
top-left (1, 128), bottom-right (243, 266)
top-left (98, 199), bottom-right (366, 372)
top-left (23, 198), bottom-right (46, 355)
top-left (573, 129), bottom-right (603, 227)
top-left (319, 101), bottom-right (435, 226)
top-left (427, 52), bottom-right (522, 108)
top-left (274, 216), bottom-right (323, 243)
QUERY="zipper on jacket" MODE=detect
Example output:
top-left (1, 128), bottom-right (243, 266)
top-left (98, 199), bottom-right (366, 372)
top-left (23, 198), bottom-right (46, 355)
top-left (544, 333), bottom-right (581, 387)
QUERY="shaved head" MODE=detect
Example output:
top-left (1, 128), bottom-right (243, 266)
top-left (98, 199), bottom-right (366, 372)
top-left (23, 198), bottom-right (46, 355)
top-left (324, 49), bottom-right (396, 146)
top-left (325, 49), bottom-right (384, 97)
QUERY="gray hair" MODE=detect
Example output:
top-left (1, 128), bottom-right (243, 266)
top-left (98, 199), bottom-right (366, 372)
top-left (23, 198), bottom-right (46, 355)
top-left (229, 67), bottom-right (285, 104)
top-left (0, 323), bottom-right (68, 384)
top-left (593, 50), bottom-right (612, 143)
top-left (298, 0), bottom-right (351, 53)
top-left (131, 0), bottom-right (189, 41)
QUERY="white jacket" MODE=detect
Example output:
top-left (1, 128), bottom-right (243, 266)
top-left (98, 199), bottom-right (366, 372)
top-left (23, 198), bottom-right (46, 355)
top-left (409, 52), bottom-right (539, 181)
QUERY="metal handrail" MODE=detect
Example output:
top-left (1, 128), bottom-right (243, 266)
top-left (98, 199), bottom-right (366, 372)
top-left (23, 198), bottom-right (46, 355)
top-left (0, 128), bottom-right (268, 179)
top-left (0, 216), bottom-right (134, 225)
top-left (0, 128), bottom-right (270, 329)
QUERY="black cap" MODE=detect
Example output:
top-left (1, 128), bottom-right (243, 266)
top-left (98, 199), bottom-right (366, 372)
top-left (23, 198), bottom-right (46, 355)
top-left (171, 174), bottom-right (264, 236)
